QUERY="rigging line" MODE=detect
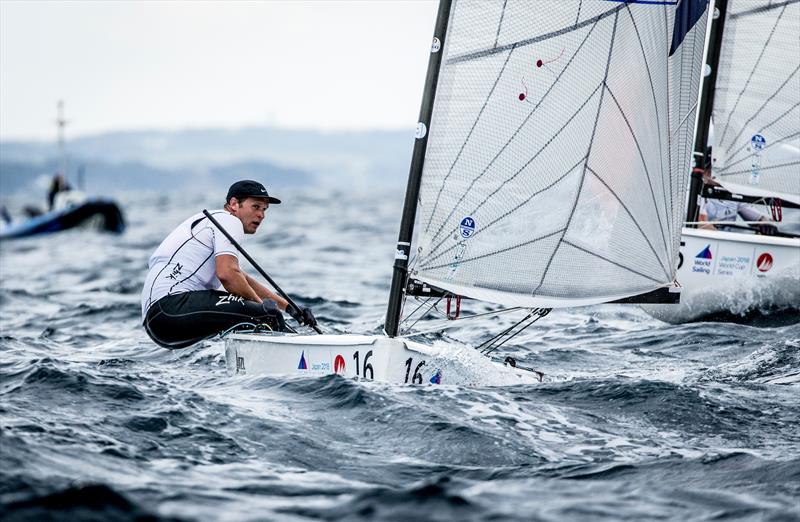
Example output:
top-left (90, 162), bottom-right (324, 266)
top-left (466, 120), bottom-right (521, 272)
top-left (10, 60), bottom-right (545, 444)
top-left (584, 165), bottom-right (671, 280)
top-left (424, 20), bottom-right (601, 246)
top-left (722, 65), bottom-right (800, 152)
top-left (533, 11), bottom-right (620, 297)
top-left (722, 129), bottom-right (800, 171)
top-left (480, 315), bottom-right (541, 357)
top-left (493, 0), bottom-right (508, 49)
top-left (405, 307), bottom-right (525, 337)
top-left (604, 83), bottom-right (672, 265)
top-left (399, 296), bottom-right (434, 326)
top-left (481, 309), bottom-right (550, 356)
top-left (672, 101), bottom-right (700, 139)
top-left (446, 3), bottom-right (624, 65)
top-left (561, 239), bottom-right (666, 284)
top-left (420, 156), bottom-right (585, 267)
top-left (475, 308), bottom-right (536, 355)
top-left (717, 5), bottom-right (789, 147)
top-left (575, 0), bottom-right (583, 25)
top-left (477, 310), bottom-right (535, 352)
top-left (423, 45), bottom-right (518, 235)
top-left (729, 0), bottom-right (799, 19)
top-left (402, 297), bottom-right (445, 334)
top-left (626, 4), bottom-right (670, 245)
top-left (716, 160), bottom-right (800, 177)
top-left (420, 228), bottom-right (565, 272)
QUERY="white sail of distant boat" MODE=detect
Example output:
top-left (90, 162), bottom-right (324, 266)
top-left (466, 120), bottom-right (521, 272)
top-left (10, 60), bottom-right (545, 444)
top-left (710, 0), bottom-right (800, 205)
top-left (644, 0), bottom-right (800, 324)
top-left (225, 0), bottom-right (711, 383)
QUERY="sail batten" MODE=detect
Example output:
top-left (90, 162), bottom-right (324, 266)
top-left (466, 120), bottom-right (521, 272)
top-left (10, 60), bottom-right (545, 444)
top-left (411, 0), bottom-right (709, 308)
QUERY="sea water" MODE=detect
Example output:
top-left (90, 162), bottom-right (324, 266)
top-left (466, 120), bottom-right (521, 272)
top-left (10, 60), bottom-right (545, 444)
top-left (1, 189), bottom-right (798, 521)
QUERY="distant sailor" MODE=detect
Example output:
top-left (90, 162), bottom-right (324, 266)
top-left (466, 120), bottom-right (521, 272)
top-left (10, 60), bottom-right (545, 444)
top-left (141, 180), bottom-right (316, 348)
top-left (697, 169), bottom-right (777, 235)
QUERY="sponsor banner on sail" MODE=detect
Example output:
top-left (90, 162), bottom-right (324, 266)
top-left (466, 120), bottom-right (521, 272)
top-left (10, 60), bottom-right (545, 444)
top-left (411, 0), bottom-right (709, 307)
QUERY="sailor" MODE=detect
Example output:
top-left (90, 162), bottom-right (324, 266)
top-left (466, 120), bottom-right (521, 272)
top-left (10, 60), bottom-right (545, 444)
top-left (47, 174), bottom-right (72, 211)
top-left (697, 168), bottom-right (777, 235)
top-left (141, 180), bottom-right (316, 349)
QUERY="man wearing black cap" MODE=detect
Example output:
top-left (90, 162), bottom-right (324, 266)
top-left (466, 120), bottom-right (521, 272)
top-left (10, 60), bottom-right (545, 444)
top-left (141, 180), bottom-right (316, 349)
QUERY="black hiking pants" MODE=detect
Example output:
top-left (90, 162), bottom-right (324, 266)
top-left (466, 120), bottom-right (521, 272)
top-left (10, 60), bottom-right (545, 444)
top-left (144, 290), bottom-right (288, 349)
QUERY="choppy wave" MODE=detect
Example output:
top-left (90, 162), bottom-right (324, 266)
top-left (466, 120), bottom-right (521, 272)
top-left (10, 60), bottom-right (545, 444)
top-left (1, 190), bottom-right (799, 521)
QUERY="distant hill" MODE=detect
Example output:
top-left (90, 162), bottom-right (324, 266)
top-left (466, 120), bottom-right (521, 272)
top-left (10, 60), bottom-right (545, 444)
top-left (0, 126), bottom-right (414, 197)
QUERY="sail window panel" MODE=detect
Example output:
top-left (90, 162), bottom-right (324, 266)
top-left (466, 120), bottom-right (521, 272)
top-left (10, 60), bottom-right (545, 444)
top-left (564, 172), bottom-right (671, 284)
top-left (536, 241), bottom-right (664, 302)
top-left (711, 1), bottom-right (800, 202)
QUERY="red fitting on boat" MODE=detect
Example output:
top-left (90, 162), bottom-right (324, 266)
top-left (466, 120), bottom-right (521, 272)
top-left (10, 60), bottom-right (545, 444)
top-left (446, 295), bottom-right (462, 320)
top-left (770, 199), bottom-right (782, 222)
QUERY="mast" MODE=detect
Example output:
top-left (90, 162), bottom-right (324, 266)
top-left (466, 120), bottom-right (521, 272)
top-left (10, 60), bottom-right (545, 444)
top-left (56, 99), bottom-right (68, 180)
top-left (686, 0), bottom-right (728, 225)
top-left (384, 0), bottom-right (453, 338)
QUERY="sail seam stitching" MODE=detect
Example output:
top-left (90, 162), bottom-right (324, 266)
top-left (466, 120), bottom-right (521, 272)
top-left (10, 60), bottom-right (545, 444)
top-left (446, 4), bottom-right (624, 65)
top-left (626, 5), bottom-right (671, 246)
top-left (716, 160), bottom-right (800, 177)
top-left (721, 128), bottom-right (800, 171)
top-left (722, 65), bottom-right (800, 153)
top-left (420, 229), bottom-right (565, 271)
top-left (420, 156), bottom-right (585, 267)
top-left (532, 11), bottom-right (619, 297)
top-left (423, 18), bottom-right (601, 249)
top-left (717, 5), bottom-right (787, 146)
top-left (561, 240), bottom-right (664, 283)
top-left (424, 45), bottom-right (517, 234)
top-left (604, 82), bottom-right (671, 269)
top-left (585, 166), bottom-right (671, 280)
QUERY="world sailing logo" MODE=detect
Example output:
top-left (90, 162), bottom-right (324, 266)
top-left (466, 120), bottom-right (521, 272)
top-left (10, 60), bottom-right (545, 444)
top-left (692, 244), bottom-right (713, 274)
top-left (298, 351), bottom-right (308, 370)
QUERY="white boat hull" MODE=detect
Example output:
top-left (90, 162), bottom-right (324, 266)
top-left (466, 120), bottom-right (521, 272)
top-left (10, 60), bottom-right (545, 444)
top-left (644, 228), bottom-right (800, 323)
top-left (225, 333), bottom-right (541, 385)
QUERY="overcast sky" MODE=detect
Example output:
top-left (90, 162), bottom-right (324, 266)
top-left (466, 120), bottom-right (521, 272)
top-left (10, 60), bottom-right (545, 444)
top-left (0, 0), bottom-right (438, 141)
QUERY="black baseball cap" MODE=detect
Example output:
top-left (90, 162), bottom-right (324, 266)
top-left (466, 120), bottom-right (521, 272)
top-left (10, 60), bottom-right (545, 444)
top-left (225, 180), bottom-right (281, 204)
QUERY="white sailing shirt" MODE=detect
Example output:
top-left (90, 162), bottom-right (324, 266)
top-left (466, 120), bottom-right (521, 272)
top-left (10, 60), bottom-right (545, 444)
top-left (699, 199), bottom-right (762, 224)
top-left (141, 210), bottom-right (244, 319)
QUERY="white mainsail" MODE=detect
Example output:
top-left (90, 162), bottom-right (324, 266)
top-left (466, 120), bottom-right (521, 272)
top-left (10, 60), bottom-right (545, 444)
top-left (410, 0), bottom-right (710, 307)
top-left (710, 0), bottom-right (800, 205)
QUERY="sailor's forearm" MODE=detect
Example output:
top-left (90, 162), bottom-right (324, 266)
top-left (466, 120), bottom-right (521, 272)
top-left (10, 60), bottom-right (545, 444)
top-left (245, 274), bottom-right (289, 310)
top-left (220, 270), bottom-right (262, 303)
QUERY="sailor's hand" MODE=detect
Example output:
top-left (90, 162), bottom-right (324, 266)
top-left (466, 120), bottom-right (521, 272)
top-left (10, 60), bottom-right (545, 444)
top-left (758, 223), bottom-right (777, 236)
top-left (287, 304), bottom-right (317, 327)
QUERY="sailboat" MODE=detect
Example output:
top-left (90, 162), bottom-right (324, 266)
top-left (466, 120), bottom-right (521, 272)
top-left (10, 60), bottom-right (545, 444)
top-left (0, 101), bottom-right (125, 240)
top-left (225, 0), bottom-right (710, 383)
top-left (644, 0), bottom-right (800, 323)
